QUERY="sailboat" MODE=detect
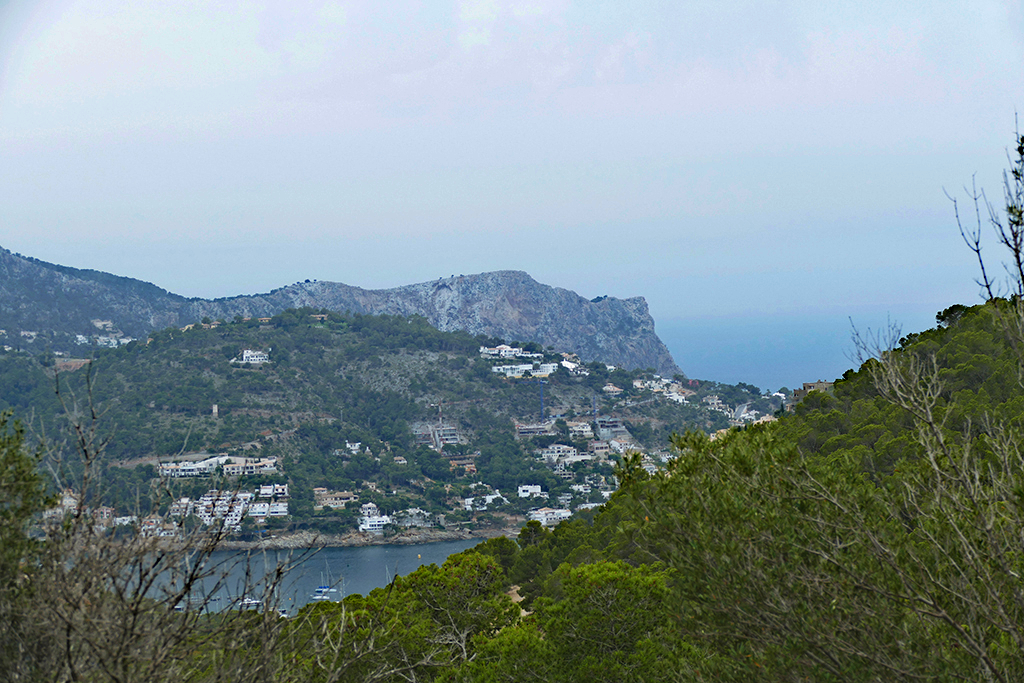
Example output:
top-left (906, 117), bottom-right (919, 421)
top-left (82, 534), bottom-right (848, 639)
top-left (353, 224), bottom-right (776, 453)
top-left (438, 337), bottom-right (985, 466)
top-left (312, 564), bottom-right (340, 601)
top-left (240, 596), bottom-right (261, 609)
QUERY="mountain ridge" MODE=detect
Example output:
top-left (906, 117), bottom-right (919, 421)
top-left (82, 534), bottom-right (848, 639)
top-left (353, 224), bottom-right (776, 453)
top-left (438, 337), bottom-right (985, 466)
top-left (0, 248), bottom-right (682, 375)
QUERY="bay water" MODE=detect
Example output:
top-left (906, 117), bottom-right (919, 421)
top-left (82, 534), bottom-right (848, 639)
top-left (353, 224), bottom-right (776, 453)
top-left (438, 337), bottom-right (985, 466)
top-left (190, 538), bottom-right (484, 614)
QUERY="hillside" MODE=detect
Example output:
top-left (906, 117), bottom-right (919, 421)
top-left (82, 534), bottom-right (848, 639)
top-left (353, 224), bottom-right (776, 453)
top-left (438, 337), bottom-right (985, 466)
top-left (0, 308), bottom-right (770, 529)
top-left (6, 297), bottom-right (1023, 682)
top-left (0, 248), bottom-right (680, 375)
top-left (531, 297), bottom-right (1024, 680)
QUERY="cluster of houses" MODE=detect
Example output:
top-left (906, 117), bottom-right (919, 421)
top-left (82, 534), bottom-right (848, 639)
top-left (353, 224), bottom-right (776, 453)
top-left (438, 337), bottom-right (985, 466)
top-left (700, 394), bottom-right (779, 428)
top-left (40, 485), bottom-right (292, 537)
top-left (480, 344), bottom-right (561, 378)
top-left (629, 376), bottom-right (695, 404)
top-left (460, 482), bottom-right (610, 527)
top-left (71, 319), bottom-right (134, 348)
top-left (75, 334), bottom-right (133, 348)
top-left (169, 485), bottom-right (290, 532)
top-left (515, 413), bottom-right (672, 501)
top-left (515, 416), bottom-right (637, 461)
top-left (314, 490), bottom-right (438, 534)
top-left (157, 454), bottom-right (278, 478)
top-left (42, 489), bottom-right (137, 529)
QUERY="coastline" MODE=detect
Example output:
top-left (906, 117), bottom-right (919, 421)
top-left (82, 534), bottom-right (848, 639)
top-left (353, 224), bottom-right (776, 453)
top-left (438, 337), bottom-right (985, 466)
top-left (215, 525), bottom-right (517, 552)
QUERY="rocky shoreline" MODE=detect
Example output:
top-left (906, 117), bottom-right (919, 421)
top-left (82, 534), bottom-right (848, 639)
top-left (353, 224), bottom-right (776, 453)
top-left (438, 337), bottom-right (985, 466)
top-left (215, 525), bottom-right (517, 552)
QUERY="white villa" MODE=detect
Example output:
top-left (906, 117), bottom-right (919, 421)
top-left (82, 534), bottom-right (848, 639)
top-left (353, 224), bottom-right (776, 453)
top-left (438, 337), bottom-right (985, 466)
top-left (528, 507), bottom-right (572, 526)
top-left (517, 484), bottom-right (548, 499)
top-left (230, 349), bottom-right (270, 364)
top-left (358, 502), bottom-right (392, 533)
top-left (479, 344), bottom-right (543, 359)
top-left (491, 363), bottom-right (558, 378)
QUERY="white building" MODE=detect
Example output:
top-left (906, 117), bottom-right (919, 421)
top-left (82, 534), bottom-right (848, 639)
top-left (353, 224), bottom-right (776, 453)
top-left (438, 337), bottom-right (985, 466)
top-left (358, 502), bottom-right (392, 532)
top-left (491, 363), bottom-right (558, 378)
top-left (158, 454), bottom-right (233, 478)
top-left (528, 507), bottom-right (572, 526)
top-left (231, 349), bottom-right (270, 364)
top-left (560, 359), bottom-right (588, 375)
top-left (395, 508), bottom-right (434, 528)
top-left (567, 421), bottom-right (594, 439)
top-left (463, 491), bottom-right (509, 511)
top-left (517, 484), bottom-right (548, 499)
top-left (537, 443), bottom-right (578, 463)
top-left (479, 344), bottom-right (544, 359)
top-left (247, 502), bottom-right (270, 520)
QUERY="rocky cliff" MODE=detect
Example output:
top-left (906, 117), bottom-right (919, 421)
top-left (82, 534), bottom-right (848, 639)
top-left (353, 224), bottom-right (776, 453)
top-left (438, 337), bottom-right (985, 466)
top-left (0, 248), bottom-right (682, 375)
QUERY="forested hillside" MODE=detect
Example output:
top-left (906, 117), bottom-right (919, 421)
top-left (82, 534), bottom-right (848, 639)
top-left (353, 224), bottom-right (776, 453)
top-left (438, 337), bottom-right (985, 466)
top-left (429, 295), bottom-right (1024, 681)
top-left (0, 308), bottom-right (766, 530)
top-left (8, 293), bottom-right (1024, 682)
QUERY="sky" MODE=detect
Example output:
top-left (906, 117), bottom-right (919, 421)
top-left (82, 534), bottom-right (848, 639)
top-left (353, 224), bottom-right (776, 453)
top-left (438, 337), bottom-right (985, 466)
top-left (1, 1), bottom-right (1022, 391)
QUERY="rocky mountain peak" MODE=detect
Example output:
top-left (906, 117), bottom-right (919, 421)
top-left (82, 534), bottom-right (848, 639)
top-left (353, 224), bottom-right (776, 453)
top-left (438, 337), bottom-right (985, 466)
top-left (0, 249), bottom-right (682, 375)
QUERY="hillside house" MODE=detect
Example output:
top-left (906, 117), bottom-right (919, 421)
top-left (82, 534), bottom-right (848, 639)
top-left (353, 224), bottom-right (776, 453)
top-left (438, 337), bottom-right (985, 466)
top-left (528, 507), bottom-right (572, 526)
top-left (596, 417), bottom-right (629, 441)
top-left (463, 491), bottom-right (508, 511)
top-left (492, 363), bottom-right (558, 378)
top-left (537, 443), bottom-right (578, 464)
top-left (314, 489), bottom-right (359, 510)
top-left (479, 344), bottom-right (544, 359)
top-left (567, 421), bottom-right (594, 439)
top-left (231, 349), bottom-right (270, 364)
top-left (792, 380), bottom-right (835, 403)
top-left (395, 508), bottom-right (434, 528)
top-left (358, 502), bottom-right (392, 532)
top-left (448, 453), bottom-right (478, 474)
top-left (515, 420), bottom-right (556, 438)
top-left (517, 484), bottom-right (548, 499)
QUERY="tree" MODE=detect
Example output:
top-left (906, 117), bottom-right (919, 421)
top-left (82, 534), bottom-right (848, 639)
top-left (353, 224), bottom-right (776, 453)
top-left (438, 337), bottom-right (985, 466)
top-left (0, 410), bottom-right (54, 679)
top-left (2, 378), bottom-right (307, 683)
top-left (447, 560), bottom-right (699, 683)
top-left (275, 553), bottom-right (517, 683)
top-left (605, 133), bottom-right (1024, 681)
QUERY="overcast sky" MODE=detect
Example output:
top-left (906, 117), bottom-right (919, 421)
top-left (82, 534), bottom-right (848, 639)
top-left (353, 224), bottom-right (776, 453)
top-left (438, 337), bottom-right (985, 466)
top-left (1, 1), bottom-right (1022, 389)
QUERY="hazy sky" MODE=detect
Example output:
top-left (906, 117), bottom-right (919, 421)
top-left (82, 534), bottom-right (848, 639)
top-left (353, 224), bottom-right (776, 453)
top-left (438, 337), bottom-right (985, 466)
top-left (2, 1), bottom-right (1022, 389)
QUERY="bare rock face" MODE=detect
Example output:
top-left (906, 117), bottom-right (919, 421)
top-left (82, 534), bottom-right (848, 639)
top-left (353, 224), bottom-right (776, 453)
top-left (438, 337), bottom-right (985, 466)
top-left (0, 249), bottom-right (682, 375)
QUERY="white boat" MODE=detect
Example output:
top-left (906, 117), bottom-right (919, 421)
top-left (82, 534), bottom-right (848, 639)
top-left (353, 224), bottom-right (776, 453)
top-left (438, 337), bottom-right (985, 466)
top-left (312, 586), bottom-right (336, 600)
top-left (312, 567), bottom-right (340, 601)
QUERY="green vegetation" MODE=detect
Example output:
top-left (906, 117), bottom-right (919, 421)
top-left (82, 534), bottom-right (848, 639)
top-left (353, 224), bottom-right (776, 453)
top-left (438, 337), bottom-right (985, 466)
top-left (0, 308), bottom-right (762, 531)
top-left (6, 128), bottom-right (1023, 683)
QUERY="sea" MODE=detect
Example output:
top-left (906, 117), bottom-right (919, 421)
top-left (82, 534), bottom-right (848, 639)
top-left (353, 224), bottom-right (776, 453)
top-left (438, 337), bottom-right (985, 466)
top-left (182, 538), bottom-right (484, 614)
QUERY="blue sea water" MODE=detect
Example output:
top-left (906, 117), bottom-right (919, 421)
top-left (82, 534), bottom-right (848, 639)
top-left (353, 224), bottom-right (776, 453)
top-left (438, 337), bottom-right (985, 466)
top-left (657, 306), bottom-right (941, 393)
top-left (191, 538), bottom-right (485, 614)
